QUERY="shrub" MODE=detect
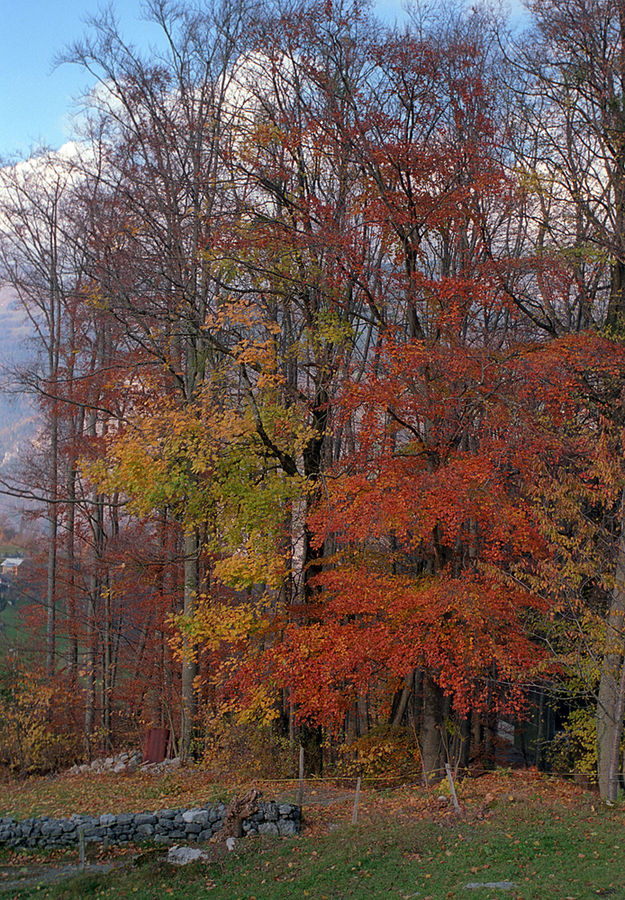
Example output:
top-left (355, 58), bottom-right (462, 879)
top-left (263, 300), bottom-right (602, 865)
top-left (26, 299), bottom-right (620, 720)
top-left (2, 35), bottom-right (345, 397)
top-left (0, 662), bottom-right (81, 775)
top-left (198, 708), bottom-right (295, 780)
top-left (548, 707), bottom-right (597, 775)
top-left (336, 725), bottom-right (421, 778)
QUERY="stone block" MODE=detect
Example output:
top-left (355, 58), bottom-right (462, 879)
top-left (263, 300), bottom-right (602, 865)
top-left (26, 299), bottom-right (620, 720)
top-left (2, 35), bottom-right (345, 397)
top-left (264, 802), bottom-right (278, 821)
top-left (182, 809), bottom-right (207, 825)
top-left (135, 814), bottom-right (156, 826)
top-left (154, 834), bottom-right (172, 845)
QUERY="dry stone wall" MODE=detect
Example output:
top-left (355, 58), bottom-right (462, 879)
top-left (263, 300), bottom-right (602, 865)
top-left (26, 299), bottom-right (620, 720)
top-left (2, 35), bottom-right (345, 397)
top-left (0, 801), bottom-right (300, 849)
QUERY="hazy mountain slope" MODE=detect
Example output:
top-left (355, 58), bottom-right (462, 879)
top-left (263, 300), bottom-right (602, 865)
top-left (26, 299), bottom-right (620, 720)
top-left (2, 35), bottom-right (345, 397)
top-left (0, 286), bottom-right (37, 508)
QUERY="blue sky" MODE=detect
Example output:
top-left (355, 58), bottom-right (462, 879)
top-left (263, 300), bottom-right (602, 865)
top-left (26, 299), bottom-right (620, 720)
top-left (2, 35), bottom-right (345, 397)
top-left (0, 1), bottom-right (522, 160)
top-left (1, 0), bottom-right (166, 158)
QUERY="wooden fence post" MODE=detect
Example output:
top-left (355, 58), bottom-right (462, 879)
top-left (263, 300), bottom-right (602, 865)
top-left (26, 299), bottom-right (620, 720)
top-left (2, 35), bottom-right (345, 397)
top-left (445, 763), bottom-right (461, 814)
top-left (78, 826), bottom-right (85, 870)
top-left (352, 775), bottom-right (362, 825)
top-left (297, 744), bottom-right (305, 809)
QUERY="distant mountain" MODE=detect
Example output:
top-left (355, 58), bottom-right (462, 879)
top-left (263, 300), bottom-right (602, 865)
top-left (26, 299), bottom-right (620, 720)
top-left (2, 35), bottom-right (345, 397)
top-left (0, 284), bottom-right (31, 365)
top-left (0, 286), bottom-right (38, 516)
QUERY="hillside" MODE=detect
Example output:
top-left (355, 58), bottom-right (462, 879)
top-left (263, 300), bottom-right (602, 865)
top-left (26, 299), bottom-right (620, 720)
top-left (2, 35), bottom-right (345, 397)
top-left (0, 770), bottom-right (623, 898)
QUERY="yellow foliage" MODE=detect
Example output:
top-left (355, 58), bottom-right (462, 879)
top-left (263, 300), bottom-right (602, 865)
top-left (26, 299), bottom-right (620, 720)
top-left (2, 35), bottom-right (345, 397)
top-left (549, 708), bottom-right (602, 775)
top-left (336, 726), bottom-right (421, 778)
top-left (235, 683), bottom-right (281, 727)
top-left (213, 541), bottom-right (288, 591)
top-left (181, 596), bottom-right (262, 650)
top-left (198, 703), bottom-right (293, 780)
top-left (0, 666), bottom-right (79, 775)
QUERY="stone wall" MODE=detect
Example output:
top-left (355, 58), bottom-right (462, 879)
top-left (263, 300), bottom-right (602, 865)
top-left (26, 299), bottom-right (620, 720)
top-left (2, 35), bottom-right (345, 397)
top-left (0, 801), bottom-right (300, 849)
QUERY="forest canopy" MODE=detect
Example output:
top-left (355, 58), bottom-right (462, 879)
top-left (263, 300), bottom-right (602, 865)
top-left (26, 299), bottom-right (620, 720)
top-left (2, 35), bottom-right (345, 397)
top-left (2, 0), bottom-right (625, 802)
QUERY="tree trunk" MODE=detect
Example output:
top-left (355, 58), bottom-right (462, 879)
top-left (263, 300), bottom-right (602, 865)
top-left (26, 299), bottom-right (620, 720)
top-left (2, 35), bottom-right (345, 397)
top-left (45, 501), bottom-right (57, 679)
top-left (459, 715), bottom-right (471, 769)
top-left (607, 259), bottom-right (625, 330)
top-left (84, 576), bottom-right (97, 758)
top-left (180, 528), bottom-right (199, 762)
top-left (597, 490), bottom-right (625, 801)
top-left (391, 673), bottom-right (413, 728)
top-left (103, 580), bottom-right (112, 752)
top-left (66, 460), bottom-right (79, 682)
top-left (471, 709), bottom-right (482, 762)
top-left (45, 387), bottom-right (59, 680)
top-left (357, 694), bottom-right (369, 737)
top-left (85, 482), bottom-right (105, 755)
top-left (421, 675), bottom-right (443, 782)
top-left (535, 688), bottom-right (545, 769)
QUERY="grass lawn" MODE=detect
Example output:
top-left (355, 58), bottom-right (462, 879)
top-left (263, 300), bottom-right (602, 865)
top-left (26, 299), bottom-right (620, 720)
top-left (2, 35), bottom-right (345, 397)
top-left (0, 593), bottom-right (27, 653)
top-left (0, 769), bottom-right (623, 899)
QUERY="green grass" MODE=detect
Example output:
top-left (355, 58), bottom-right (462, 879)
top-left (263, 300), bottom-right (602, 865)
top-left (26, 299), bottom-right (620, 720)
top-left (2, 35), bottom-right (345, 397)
top-left (0, 596), bottom-right (25, 650)
top-left (0, 545), bottom-right (27, 559)
top-left (4, 799), bottom-right (625, 899)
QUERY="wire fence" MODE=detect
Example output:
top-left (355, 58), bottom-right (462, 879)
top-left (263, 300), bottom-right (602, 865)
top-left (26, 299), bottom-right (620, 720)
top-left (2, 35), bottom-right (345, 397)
top-left (255, 767), bottom-right (598, 789)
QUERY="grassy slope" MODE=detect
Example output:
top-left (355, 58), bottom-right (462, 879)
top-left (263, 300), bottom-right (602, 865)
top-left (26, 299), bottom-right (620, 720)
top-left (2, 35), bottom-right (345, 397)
top-left (0, 769), bottom-right (623, 899)
top-left (0, 552), bottom-right (35, 656)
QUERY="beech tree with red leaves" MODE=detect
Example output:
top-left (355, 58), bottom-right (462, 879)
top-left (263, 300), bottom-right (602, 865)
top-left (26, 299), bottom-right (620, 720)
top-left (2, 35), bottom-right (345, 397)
top-left (5, 0), bottom-right (625, 793)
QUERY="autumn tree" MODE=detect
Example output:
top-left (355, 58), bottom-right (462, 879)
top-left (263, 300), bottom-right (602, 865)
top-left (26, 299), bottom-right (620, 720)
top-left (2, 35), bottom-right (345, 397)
top-left (6, 0), bottom-right (625, 787)
top-left (503, 0), bottom-right (625, 801)
top-left (177, 0), bottom-right (549, 773)
top-left (63, 0), bottom-right (260, 757)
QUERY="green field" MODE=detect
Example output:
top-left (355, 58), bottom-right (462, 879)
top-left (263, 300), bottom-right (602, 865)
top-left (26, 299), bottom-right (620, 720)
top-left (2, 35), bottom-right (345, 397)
top-left (0, 593), bottom-right (28, 654)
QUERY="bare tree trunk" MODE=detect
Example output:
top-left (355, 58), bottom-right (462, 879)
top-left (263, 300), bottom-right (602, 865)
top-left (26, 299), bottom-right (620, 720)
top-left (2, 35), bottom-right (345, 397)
top-left (45, 258), bottom-right (61, 680)
top-left (357, 694), bottom-right (369, 737)
top-left (84, 577), bottom-right (97, 758)
top-left (103, 579), bottom-right (112, 752)
top-left (45, 387), bottom-right (58, 679)
top-left (597, 490), bottom-right (625, 801)
top-left (421, 675), bottom-right (443, 782)
top-left (535, 688), bottom-right (545, 769)
top-left (607, 258), bottom-right (625, 329)
top-left (391, 673), bottom-right (413, 728)
top-left (180, 529), bottom-right (199, 762)
top-left (65, 460), bottom-right (79, 681)
top-left (85, 484), bottom-right (104, 755)
top-left (45, 494), bottom-right (57, 678)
